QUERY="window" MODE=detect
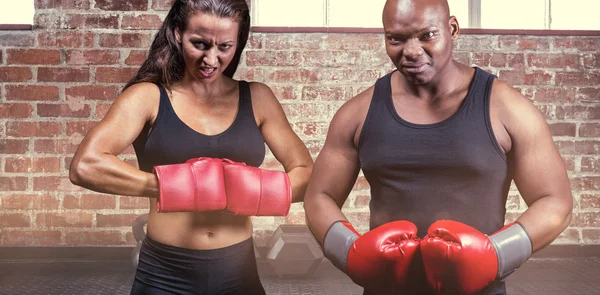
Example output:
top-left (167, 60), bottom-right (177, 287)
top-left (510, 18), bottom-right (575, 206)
top-left (453, 0), bottom-right (600, 30)
top-left (0, 0), bottom-right (34, 28)
top-left (252, 0), bottom-right (600, 31)
top-left (252, 0), bottom-right (387, 28)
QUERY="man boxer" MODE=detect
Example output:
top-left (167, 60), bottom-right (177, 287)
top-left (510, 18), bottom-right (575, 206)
top-left (303, 0), bottom-right (573, 294)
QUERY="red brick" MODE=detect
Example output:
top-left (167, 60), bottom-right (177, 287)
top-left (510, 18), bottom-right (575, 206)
top-left (34, 13), bottom-right (61, 29)
top-left (556, 71), bottom-right (600, 86)
top-left (580, 194), bottom-right (600, 209)
top-left (125, 50), bottom-right (148, 66)
top-left (6, 157), bottom-right (60, 173)
top-left (583, 53), bottom-right (599, 69)
top-left (556, 106), bottom-right (600, 120)
top-left (0, 32), bottom-right (35, 47)
top-left (232, 68), bottom-right (265, 82)
top-left (66, 14), bottom-right (119, 29)
top-left (534, 88), bottom-right (576, 103)
top-left (1, 194), bottom-right (60, 210)
top-left (572, 212), bottom-right (600, 227)
top-left (581, 157), bottom-right (600, 173)
top-left (352, 176), bottom-right (370, 191)
top-left (246, 51), bottom-right (302, 67)
top-left (325, 34), bottom-right (383, 50)
top-left (37, 67), bottom-right (90, 82)
top-left (269, 86), bottom-right (296, 101)
top-left (0, 67), bottom-right (32, 82)
top-left (6, 85), bottom-right (59, 101)
top-left (151, 0), bottom-right (175, 10)
top-left (281, 103), bottom-right (332, 121)
top-left (7, 49), bottom-right (61, 65)
top-left (95, 67), bottom-right (139, 83)
top-left (554, 37), bottom-right (600, 51)
top-left (549, 123), bottom-right (576, 137)
top-left (97, 214), bottom-right (138, 227)
top-left (6, 121), bottom-right (61, 137)
top-left (35, 0), bottom-right (90, 9)
top-left (37, 104), bottom-right (91, 118)
top-left (0, 177), bottom-right (28, 191)
top-left (66, 121), bottom-right (98, 136)
top-left (66, 85), bottom-right (120, 101)
top-left (33, 176), bottom-right (82, 191)
top-left (455, 35), bottom-right (497, 51)
top-left (38, 32), bottom-right (94, 48)
top-left (66, 50), bottom-right (120, 65)
top-left (36, 212), bottom-right (93, 228)
top-left (34, 139), bottom-right (80, 154)
top-left (0, 213), bottom-right (31, 227)
top-left (118, 196), bottom-right (149, 210)
top-left (122, 14), bottom-right (163, 30)
top-left (0, 104), bottom-right (33, 118)
top-left (0, 139), bottom-right (29, 154)
top-left (263, 35), bottom-right (323, 50)
top-left (293, 122), bottom-right (329, 137)
top-left (98, 33), bottom-right (151, 48)
top-left (302, 86), bottom-right (353, 101)
top-left (582, 229), bottom-right (600, 243)
top-left (64, 230), bottom-right (124, 245)
top-left (556, 141), bottom-right (600, 155)
top-left (498, 36), bottom-right (551, 51)
top-left (304, 51), bottom-right (361, 67)
top-left (1, 230), bottom-right (62, 246)
top-left (571, 177), bottom-right (600, 191)
top-left (268, 69), bottom-right (319, 84)
top-left (453, 52), bottom-right (470, 65)
top-left (527, 54), bottom-right (579, 69)
top-left (246, 34), bottom-right (263, 50)
top-left (580, 123), bottom-right (600, 137)
top-left (578, 87), bottom-right (600, 103)
top-left (353, 194), bottom-right (371, 208)
top-left (63, 194), bottom-right (117, 210)
top-left (95, 0), bottom-right (148, 11)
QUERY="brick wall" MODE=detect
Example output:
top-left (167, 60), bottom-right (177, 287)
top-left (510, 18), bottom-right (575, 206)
top-left (0, 0), bottom-right (598, 247)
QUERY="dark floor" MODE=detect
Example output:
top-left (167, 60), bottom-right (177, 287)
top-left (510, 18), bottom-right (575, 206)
top-left (0, 256), bottom-right (599, 295)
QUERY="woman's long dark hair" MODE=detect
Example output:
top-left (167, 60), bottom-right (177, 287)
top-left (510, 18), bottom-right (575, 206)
top-left (123, 0), bottom-right (250, 91)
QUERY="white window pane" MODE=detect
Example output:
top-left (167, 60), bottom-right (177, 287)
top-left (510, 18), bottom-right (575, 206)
top-left (328, 0), bottom-right (386, 28)
top-left (448, 0), bottom-right (470, 28)
top-left (481, 0), bottom-right (547, 29)
top-left (551, 0), bottom-right (600, 30)
top-left (0, 0), bottom-right (34, 25)
top-left (253, 0), bottom-right (326, 27)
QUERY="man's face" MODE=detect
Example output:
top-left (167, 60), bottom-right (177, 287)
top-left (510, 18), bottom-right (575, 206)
top-left (382, 0), bottom-right (458, 85)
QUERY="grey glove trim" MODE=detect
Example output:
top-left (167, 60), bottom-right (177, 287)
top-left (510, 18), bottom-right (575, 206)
top-left (489, 222), bottom-right (533, 281)
top-left (323, 221), bottom-right (359, 274)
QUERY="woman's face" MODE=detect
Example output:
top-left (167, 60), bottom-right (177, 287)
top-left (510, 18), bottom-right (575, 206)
top-left (176, 11), bottom-right (239, 82)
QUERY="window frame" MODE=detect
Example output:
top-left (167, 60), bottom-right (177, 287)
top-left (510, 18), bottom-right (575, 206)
top-left (0, 0), bottom-right (34, 30)
top-left (250, 0), bottom-right (600, 36)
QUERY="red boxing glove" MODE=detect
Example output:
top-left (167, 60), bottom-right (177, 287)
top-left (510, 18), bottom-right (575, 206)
top-left (421, 220), bottom-right (532, 295)
top-left (153, 157), bottom-right (227, 212)
top-left (323, 220), bottom-right (420, 292)
top-left (222, 159), bottom-right (291, 216)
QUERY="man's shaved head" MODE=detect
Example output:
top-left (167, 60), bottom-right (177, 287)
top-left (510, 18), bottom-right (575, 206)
top-left (381, 0), bottom-right (459, 85)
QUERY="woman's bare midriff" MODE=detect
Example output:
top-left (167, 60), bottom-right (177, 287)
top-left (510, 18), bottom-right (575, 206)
top-left (146, 200), bottom-right (253, 250)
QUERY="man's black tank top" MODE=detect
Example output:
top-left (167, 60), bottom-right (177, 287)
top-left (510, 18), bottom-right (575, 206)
top-left (133, 81), bottom-right (265, 172)
top-left (358, 68), bottom-right (512, 295)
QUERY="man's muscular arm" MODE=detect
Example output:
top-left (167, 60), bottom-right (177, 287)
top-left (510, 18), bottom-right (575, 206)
top-left (494, 80), bottom-right (573, 252)
top-left (303, 89), bottom-right (368, 245)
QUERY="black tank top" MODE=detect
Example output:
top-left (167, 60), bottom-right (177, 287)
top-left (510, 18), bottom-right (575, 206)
top-left (358, 68), bottom-right (511, 294)
top-left (358, 68), bottom-right (512, 294)
top-left (133, 81), bottom-right (265, 172)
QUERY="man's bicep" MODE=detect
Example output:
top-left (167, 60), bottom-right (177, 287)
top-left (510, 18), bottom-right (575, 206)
top-left (504, 91), bottom-right (571, 206)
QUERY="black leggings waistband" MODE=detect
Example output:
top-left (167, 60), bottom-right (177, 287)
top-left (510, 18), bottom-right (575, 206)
top-left (131, 236), bottom-right (265, 295)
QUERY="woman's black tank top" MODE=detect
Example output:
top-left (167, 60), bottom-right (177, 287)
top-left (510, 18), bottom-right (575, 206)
top-left (133, 81), bottom-right (265, 172)
top-left (358, 68), bottom-right (512, 294)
